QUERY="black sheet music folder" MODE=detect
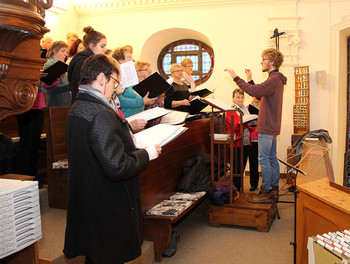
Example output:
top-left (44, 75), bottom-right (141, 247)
top-left (40, 61), bottom-right (68, 85)
top-left (133, 72), bottom-right (171, 98)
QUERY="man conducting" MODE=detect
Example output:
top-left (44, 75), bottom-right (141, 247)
top-left (225, 48), bottom-right (287, 204)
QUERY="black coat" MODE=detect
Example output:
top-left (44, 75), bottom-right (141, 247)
top-left (63, 92), bottom-right (149, 264)
top-left (67, 48), bottom-right (94, 103)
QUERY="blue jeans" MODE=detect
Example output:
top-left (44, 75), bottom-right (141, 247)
top-left (258, 133), bottom-right (280, 191)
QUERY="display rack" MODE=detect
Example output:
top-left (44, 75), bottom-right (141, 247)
top-left (293, 66), bottom-right (310, 135)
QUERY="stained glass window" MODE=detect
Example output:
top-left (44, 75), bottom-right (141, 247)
top-left (157, 39), bottom-right (214, 85)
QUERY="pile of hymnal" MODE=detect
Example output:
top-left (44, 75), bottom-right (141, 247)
top-left (169, 191), bottom-right (206, 201)
top-left (312, 229), bottom-right (350, 260)
top-left (0, 179), bottom-right (42, 259)
top-left (146, 200), bottom-right (192, 216)
top-left (146, 191), bottom-right (206, 216)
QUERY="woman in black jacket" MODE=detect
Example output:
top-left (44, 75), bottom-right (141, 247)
top-left (64, 54), bottom-right (161, 264)
top-left (68, 26), bottom-right (107, 103)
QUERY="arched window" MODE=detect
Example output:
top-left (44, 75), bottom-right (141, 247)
top-left (157, 39), bottom-right (214, 85)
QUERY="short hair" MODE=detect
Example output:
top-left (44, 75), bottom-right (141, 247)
top-left (134, 61), bottom-right (151, 71)
top-left (261, 48), bottom-right (284, 69)
top-left (82, 26), bottom-right (106, 49)
top-left (105, 49), bottom-right (113, 56)
top-left (112, 45), bottom-right (133, 62)
top-left (170, 63), bottom-right (182, 73)
top-left (47, 41), bottom-right (68, 58)
top-left (68, 39), bottom-right (83, 58)
top-left (80, 54), bottom-right (119, 85)
top-left (232, 88), bottom-right (244, 98)
top-left (181, 58), bottom-right (193, 67)
top-left (66, 32), bottom-right (78, 41)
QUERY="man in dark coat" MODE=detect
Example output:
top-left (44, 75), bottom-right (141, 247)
top-left (63, 54), bottom-right (161, 264)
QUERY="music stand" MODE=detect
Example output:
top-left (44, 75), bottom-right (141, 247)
top-left (278, 139), bottom-right (330, 264)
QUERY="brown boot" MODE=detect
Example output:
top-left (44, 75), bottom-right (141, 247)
top-left (248, 188), bottom-right (272, 204)
top-left (271, 186), bottom-right (279, 200)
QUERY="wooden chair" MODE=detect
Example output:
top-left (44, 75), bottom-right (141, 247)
top-left (44, 107), bottom-right (71, 209)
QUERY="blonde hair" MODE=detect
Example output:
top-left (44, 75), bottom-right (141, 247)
top-left (66, 32), bottom-right (78, 41)
top-left (134, 61), bottom-right (151, 71)
top-left (170, 63), bottom-right (182, 73)
top-left (181, 58), bottom-right (193, 67)
top-left (261, 48), bottom-right (284, 69)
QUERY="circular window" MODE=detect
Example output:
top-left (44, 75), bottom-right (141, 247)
top-left (157, 39), bottom-right (214, 85)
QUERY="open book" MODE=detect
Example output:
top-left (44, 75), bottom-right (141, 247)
top-left (248, 104), bottom-right (259, 115)
top-left (133, 72), bottom-right (172, 98)
top-left (126, 107), bottom-right (170, 122)
top-left (188, 96), bottom-right (208, 115)
top-left (40, 61), bottom-right (68, 85)
top-left (160, 110), bottom-right (189, 125)
top-left (190, 88), bottom-right (214, 98)
top-left (134, 124), bottom-right (188, 149)
top-left (120, 61), bottom-right (139, 88)
top-left (242, 114), bottom-right (258, 124)
top-left (201, 97), bottom-right (234, 111)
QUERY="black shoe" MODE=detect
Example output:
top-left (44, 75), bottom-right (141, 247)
top-left (163, 231), bottom-right (180, 257)
top-left (249, 186), bottom-right (257, 192)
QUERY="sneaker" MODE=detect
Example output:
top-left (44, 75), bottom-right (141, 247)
top-left (271, 186), bottom-right (279, 200)
top-left (248, 188), bottom-right (272, 204)
top-left (249, 186), bottom-right (257, 192)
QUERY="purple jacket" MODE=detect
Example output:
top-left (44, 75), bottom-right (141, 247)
top-left (234, 71), bottom-right (287, 136)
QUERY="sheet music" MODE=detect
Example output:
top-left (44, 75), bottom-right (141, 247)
top-left (242, 114), bottom-right (258, 124)
top-left (134, 124), bottom-right (188, 148)
top-left (201, 97), bottom-right (234, 111)
top-left (120, 61), bottom-right (139, 88)
top-left (126, 107), bottom-right (170, 122)
top-left (160, 110), bottom-right (189, 125)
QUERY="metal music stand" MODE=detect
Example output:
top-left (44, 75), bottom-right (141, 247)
top-left (278, 139), bottom-right (330, 264)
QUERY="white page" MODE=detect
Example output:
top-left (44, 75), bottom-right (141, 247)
top-left (134, 124), bottom-right (187, 148)
top-left (126, 107), bottom-right (170, 122)
top-left (242, 114), bottom-right (258, 124)
top-left (160, 110), bottom-right (189, 125)
top-left (202, 97), bottom-right (234, 111)
top-left (120, 61), bottom-right (139, 88)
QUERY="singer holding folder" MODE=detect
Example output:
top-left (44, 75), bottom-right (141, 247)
top-left (64, 54), bottom-right (162, 264)
top-left (164, 63), bottom-right (194, 112)
top-left (112, 46), bottom-right (156, 117)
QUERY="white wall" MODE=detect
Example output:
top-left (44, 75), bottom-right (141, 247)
top-left (46, 0), bottom-right (350, 184)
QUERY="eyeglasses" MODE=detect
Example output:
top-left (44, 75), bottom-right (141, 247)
top-left (138, 68), bottom-right (152, 72)
top-left (173, 69), bottom-right (183, 73)
top-left (262, 58), bottom-right (270, 62)
top-left (110, 76), bottom-right (120, 89)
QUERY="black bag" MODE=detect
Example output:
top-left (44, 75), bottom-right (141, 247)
top-left (178, 152), bottom-right (220, 194)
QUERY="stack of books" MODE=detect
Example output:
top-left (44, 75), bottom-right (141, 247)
top-left (146, 191), bottom-right (206, 216)
top-left (0, 179), bottom-right (42, 259)
top-left (145, 200), bottom-right (192, 216)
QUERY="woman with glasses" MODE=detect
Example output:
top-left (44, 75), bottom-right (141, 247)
top-left (64, 54), bottom-right (162, 264)
top-left (164, 63), bottom-right (193, 112)
top-left (43, 41), bottom-right (71, 107)
top-left (135, 61), bottom-right (164, 127)
top-left (112, 46), bottom-right (156, 118)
